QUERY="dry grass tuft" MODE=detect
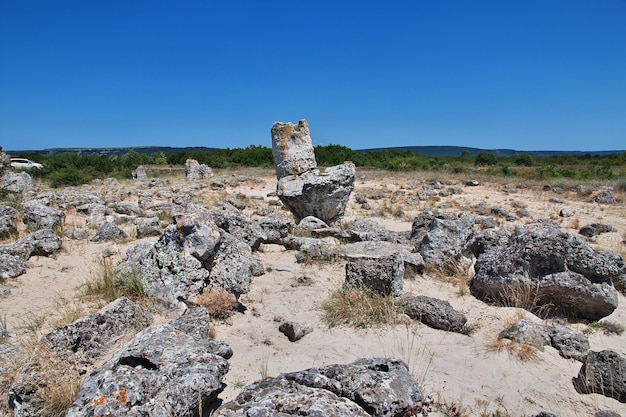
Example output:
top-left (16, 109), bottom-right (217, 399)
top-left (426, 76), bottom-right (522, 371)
top-left (487, 335), bottom-right (539, 362)
top-left (81, 257), bottom-right (148, 305)
top-left (1, 337), bottom-right (81, 417)
top-left (321, 287), bottom-right (397, 328)
top-left (193, 287), bottom-right (238, 320)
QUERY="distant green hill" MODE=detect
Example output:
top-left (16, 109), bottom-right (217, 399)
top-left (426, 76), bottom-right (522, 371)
top-left (358, 146), bottom-right (624, 157)
top-left (7, 145), bottom-right (624, 157)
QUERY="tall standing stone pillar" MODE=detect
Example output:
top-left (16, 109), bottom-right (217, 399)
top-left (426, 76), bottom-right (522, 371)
top-left (271, 119), bottom-right (318, 180)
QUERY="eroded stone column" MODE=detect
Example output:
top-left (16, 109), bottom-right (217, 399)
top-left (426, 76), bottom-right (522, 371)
top-left (271, 119), bottom-right (317, 180)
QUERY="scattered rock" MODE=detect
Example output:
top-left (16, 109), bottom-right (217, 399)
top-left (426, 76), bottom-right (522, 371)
top-left (279, 321), bottom-right (313, 342)
top-left (595, 190), bottom-right (617, 204)
top-left (135, 216), bottom-right (163, 238)
top-left (0, 253), bottom-right (26, 279)
top-left (90, 221), bottom-right (127, 242)
top-left (550, 325), bottom-right (589, 361)
top-left (573, 350), bottom-right (626, 403)
top-left (397, 295), bottom-right (467, 333)
top-left (132, 165), bottom-right (147, 182)
top-left (0, 229), bottom-right (62, 260)
top-left (418, 212), bottom-right (475, 267)
top-left (1, 171), bottom-right (34, 193)
top-left (499, 318), bottom-right (551, 349)
top-left (22, 200), bottom-right (65, 232)
top-left (579, 223), bottom-right (613, 238)
top-left (0, 206), bottom-right (18, 239)
top-left (41, 297), bottom-right (153, 371)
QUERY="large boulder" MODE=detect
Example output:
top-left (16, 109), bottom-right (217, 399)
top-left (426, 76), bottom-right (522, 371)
top-left (208, 202), bottom-right (266, 250)
top-left (471, 225), bottom-right (622, 320)
top-left (115, 203), bottom-right (261, 314)
top-left (573, 350), bottom-right (626, 403)
top-left (22, 200), bottom-right (65, 232)
top-left (42, 297), bottom-right (153, 372)
top-left (65, 323), bottom-right (231, 417)
top-left (218, 358), bottom-right (423, 417)
top-left (1, 171), bottom-right (33, 193)
top-left (417, 212), bottom-right (475, 268)
top-left (0, 229), bottom-right (62, 260)
top-left (277, 162), bottom-right (356, 224)
top-left (271, 119), bottom-right (317, 180)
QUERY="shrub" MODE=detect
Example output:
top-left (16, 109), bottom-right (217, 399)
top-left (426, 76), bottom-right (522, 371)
top-left (193, 287), bottom-right (238, 320)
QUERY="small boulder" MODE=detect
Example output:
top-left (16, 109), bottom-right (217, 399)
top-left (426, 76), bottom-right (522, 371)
top-left (397, 295), bottom-right (467, 333)
top-left (185, 158), bottom-right (213, 181)
top-left (595, 190), bottom-right (617, 204)
top-left (499, 318), bottom-right (550, 349)
top-left (90, 221), bottom-right (127, 242)
top-left (344, 253), bottom-right (404, 296)
top-left (279, 321), bottom-right (313, 342)
top-left (549, 325), bottom-right (589, 361)
top-left (573, 350), bottom-right (626, 403)
top-left (0, 253), bottom-right (26, 279)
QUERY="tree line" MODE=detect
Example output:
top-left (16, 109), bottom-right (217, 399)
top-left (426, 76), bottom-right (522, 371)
top-left (12, 145), bottom-right (626, 187)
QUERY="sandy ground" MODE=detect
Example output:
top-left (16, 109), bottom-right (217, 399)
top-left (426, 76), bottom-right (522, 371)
top-left (1, 168), bottom-right (625, 416)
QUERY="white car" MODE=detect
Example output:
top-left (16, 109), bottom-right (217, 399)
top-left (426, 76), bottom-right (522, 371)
top-left (10, 158), bottom-right (44, 170)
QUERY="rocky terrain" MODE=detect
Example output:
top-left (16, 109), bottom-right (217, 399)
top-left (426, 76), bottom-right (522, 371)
top-left (1, 129), bottom-right (625, 416)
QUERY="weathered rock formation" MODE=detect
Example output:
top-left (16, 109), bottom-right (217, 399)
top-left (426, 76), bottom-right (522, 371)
top-left (114, 203), bottom-right (262, 314)
top-left (271, 120), bottom-right (355, 224)
top-left (65, 322), bottom-right (231, 417)
top-left (217, 358), bottom-right (423, 417)
top-left (185, 158), bottom-right (213, 181)
top-left (573, 350), bottom-right (626, 403)
top-left (397, 295), bottom-right (467, 333)
top-left (471, 224), bottom-right (622, 320)
top-left (277, 162), bottom-right (356, 224)
top-left (271, 119), bottom-right (317, 180)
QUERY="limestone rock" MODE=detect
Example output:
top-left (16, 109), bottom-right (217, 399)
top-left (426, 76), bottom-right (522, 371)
top-left (344, 253), bottom-right (404, 296)
top-left (277, 162), bottom-right (356, 224)
top-left (397, 295), bottom-right (467, 333)
top-left (0, 206), bottom-right (18, 239)
top-left (279, 321), bottom-right (313, 342)
top-left (90, 221), bottom-right (127, 241)
top-left (185, 158), bottom-right (213, 181)
top-left (499, 318), bottom-right (551, 349)
top-left (42, 297), bottom-right (153, 371)
top-left (550, 325), bottom-right (589, 361)
top-left (65, 324), bottom-right (231, 417)
top-left (573, 350), bottom-right (626, 403)
top-left (1, 171), bottom-right (33, 193)
top-left (218, 358), bottom-right (422, 417)
top-left (22, 200), bottom-right (65, 232)
top-left (0, 254), bottom-right (26, 279)
top-left (0, 229), bottom-right (62, 260)
top-left (271, 119), bottom-right (317, 180)
top-left (135, 216), bottom-right (163, 238)
top-left (132, 165), bottom-right (147, 182)
top-left (595, 190), bottom-right (617, 204)
top-left (418, 212), bottom-right (475, 267)
top-left (471, 224), bottom-right (622, 320)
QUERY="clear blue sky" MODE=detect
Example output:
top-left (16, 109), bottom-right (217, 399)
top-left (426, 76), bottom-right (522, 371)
top-left (1, 1), bottom-right (625, 152)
